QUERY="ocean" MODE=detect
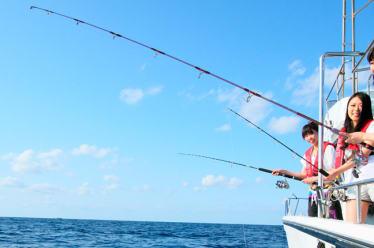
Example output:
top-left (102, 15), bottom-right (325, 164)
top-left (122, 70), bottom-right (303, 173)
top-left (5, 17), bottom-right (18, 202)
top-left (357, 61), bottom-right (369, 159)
top-left (0, 217), bottom-right (288, 247)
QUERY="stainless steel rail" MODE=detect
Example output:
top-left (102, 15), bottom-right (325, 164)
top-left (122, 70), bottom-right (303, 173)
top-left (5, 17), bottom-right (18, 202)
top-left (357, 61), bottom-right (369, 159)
top-left (328, 178), bottom-right (374, 223)
top-left (319, 51), bottom-right (364, 218)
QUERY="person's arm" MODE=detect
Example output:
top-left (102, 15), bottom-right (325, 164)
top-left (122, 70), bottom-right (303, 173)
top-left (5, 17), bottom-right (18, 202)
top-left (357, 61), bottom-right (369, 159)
top-left (272, 167), bottom-right (307, 179)
top-left (340, 131), bottom-right (374, 144)
top-left (302, 145), bottom-right (336, 184)
top-left (302, 176), bottom-right (317, 184)
top-left (324, 160), bottom-right (355, 181)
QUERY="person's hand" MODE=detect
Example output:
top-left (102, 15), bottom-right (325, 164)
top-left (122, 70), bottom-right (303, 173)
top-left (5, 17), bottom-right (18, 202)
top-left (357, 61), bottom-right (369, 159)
top-left (271, 169), bottom-right (286, 176)
top-left (324, 168), bottom-right (339, 181)
top-left (302, 177), bottom-right (316, 184)
top-left (340, 131), bottom-right (364, 144)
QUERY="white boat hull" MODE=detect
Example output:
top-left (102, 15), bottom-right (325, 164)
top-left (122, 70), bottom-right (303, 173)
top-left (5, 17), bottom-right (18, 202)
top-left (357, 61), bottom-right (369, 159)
top-left (283, 216), bottom-right (374, 248)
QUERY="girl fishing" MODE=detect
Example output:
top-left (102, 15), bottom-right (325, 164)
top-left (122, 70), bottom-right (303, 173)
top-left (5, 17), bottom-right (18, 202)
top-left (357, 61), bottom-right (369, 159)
top-left (272, 122), bottom-right (342, 218)
top-left (326, 91), bottom-right (374, 223)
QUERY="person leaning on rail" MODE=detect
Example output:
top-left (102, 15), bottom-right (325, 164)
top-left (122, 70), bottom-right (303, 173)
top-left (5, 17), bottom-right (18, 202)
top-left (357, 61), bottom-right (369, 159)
top-left (337, 48), bottom-right (374, 145)
top-left (325, 91), bottom-right (374, 223)
top-left (272, 122), bottom-right (342, 219)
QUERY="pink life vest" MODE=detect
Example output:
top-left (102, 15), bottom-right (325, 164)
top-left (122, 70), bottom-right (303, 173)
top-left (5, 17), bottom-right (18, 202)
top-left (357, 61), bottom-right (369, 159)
top-left (335, 119), bottom-right (374, 168)
top-left (305, 142), bottom-right (335, 177)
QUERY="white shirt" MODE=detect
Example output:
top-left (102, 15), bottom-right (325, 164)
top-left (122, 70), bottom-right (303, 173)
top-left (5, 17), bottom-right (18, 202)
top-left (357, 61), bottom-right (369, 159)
top-left (301, 145), bottom-right (336, 173)
top-left (346, 121), bottom-right (374, 183)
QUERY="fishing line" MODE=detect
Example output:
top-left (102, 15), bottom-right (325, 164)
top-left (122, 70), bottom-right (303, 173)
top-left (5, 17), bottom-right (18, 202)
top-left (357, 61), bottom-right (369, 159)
top-left (30, 6), bottom-right (374, 151)
top-left (178, 152), bottom-right (303, 181)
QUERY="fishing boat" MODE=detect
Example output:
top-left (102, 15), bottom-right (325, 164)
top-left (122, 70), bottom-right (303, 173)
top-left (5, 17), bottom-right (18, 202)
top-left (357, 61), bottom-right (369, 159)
top-left (282, 1), bottom-right (374, 247)
top-left (30, 3), bottom-right (374, 246)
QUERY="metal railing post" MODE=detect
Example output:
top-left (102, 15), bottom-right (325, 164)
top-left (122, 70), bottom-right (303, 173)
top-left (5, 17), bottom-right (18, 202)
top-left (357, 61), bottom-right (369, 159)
top-left (318, 55), bottom-right (325, 218)
top-left (356, 185), bottom-right (361, 223)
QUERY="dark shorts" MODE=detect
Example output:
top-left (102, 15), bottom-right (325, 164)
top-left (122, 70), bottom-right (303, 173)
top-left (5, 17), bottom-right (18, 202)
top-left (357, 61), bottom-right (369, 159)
top-left (308, 197), bottom-right (343, 220)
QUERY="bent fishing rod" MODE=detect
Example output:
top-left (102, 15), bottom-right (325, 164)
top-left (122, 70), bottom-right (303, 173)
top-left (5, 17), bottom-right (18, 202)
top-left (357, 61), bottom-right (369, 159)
top-left (29, 7), bottom-right (343, 135)
top-left (179, 152), bottom-right (303, 181)
top-left (30, 6), bottom-right (374, 151)
top-left (228, 108), bottom-right (330, 177)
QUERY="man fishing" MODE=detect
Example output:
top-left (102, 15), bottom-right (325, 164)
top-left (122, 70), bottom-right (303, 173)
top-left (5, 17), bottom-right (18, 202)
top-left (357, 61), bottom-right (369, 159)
top-left (272, 122), bottom-right (342, 219)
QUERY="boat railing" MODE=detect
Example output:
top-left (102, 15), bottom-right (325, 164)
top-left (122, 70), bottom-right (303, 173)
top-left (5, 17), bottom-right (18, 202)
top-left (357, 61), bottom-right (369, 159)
top-left (284, 195), bottom-right (308, 217)
top-left (284, 179), bottom-right (374, 223)
top-left (327, 178), bottom-right (374, 223)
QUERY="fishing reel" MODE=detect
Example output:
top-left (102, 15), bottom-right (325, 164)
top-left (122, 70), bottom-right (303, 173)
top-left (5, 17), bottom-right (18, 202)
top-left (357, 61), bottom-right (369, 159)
top-left (275, 179), bottom-right (289, 189)
top-left (329, 188), bottom-right (347, 201)
top-left (351, 146), bottom-right (368, 178)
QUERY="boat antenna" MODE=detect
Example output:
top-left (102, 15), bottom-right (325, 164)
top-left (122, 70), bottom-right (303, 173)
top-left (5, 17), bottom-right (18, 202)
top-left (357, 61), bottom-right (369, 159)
top-left (178, 152), bottom-right (303, 181)
top-left (30, 6), bottom-right (374, 151)
top-left (228, 108), bottom-right (330, 177)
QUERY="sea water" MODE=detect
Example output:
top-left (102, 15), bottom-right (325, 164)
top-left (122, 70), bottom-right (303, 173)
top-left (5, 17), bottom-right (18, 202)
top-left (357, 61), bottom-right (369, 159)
top-left (0, 217), bottom-right (288, 247)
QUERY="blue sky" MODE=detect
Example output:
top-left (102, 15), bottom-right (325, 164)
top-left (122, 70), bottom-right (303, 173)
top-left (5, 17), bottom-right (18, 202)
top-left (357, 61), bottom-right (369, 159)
top-left (0, 1), bottom-right (372, 224)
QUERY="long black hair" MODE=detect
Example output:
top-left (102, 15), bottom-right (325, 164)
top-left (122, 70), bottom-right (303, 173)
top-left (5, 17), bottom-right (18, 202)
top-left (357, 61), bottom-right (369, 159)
top-left (368, 47), bottom-right (374, 63)
top-left (344, 92), bottom-right (373, 133)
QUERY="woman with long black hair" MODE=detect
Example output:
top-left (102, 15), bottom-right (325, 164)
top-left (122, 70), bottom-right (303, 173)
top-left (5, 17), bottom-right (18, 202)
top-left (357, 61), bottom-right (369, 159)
top-left (327, 92), bottom-right (374, 223)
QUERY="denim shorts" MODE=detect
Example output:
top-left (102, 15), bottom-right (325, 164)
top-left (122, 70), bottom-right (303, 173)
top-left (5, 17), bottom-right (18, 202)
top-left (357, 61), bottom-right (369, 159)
top-left (346, 183), bottom-right (374, 202)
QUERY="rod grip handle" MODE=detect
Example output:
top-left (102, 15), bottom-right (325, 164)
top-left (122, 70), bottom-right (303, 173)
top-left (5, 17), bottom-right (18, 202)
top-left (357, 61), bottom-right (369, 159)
top-left (258, 168), bottom-right (273, 174)
top-left (319, 169), bottom-right (329, 177)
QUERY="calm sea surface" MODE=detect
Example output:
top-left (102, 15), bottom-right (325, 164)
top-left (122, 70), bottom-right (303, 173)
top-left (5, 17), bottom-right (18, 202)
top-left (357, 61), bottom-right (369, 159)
top-left (0, 217), bottom-right (288, 247)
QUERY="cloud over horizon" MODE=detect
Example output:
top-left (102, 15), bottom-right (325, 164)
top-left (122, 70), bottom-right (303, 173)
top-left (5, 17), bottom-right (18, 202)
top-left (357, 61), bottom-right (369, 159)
top-left (2, 149), bottom-right (63, 173)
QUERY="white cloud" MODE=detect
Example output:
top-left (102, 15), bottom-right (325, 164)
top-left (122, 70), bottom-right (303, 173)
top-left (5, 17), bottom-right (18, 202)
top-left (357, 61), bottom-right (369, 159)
top-left (120, 86), bottom-right (163, 104)
top-left (201, 175), bottom-right (243, 189)
top-left (0, 177), bottom-right (24, 188)
top-left (227, 177), bottom-right (244, 189)
top-left (238, 93), bottom-right (273, 124)
top-left (255, 177), bottom-right (264, 183)
top-left (132, 185), bottom-right (151, 191)
top-left (286, 60), bottom-right (340, 106)
top-left (2, 149), bottom-right (63, 173)
top-left (1, 152), bottom-right (16, 160)
top-left (268, 115), bottom-right (301, 134)
top-left (286, 60), bottom-right (307, 90)
top-left (147, 86), bottom-right (163, 95)
top-left (71, 144), bottom-right (115, 158)
top-left (179, 87), bottom-right (216, 101)
top-left (183, 181), bottom-right (189, 187)
top-left (76, 182), bottom-right (90, 196)
top-left (120, 88), bottom-right (144, 104)
top-left (100, 155), bottom-right (134, 168)
top-left (37, 149), bottom-right (62, 159)
top-left (105, 183), bottom-right (119, 191)
top-left (217, 88), bottom-right (273, 124)
top-left (201, 175), bottom-right (226, 187)
top-left (215, 124), bottom-right (231, 132)
top-left (104, 175), bottom-right (119, 182)
top-left (217, 88), bottom-right (242, 105)
top-left (289, 60), bottom-right (306, 76)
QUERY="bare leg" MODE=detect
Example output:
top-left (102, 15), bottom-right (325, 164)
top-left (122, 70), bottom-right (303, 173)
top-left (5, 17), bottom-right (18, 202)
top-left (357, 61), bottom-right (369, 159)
top-left (346, 200), bottom-right (370, 223)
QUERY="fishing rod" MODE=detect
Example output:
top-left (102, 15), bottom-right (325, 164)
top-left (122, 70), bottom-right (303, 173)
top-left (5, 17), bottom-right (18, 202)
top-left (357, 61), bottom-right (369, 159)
top-left (30, 6), bottom-right (374, 151)
top-left (179, 152), bottom-right (303, 182)
top-left (29, 6), bottom-right (343, 136)
top-left (228, 108), bottom-right (330, 177)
